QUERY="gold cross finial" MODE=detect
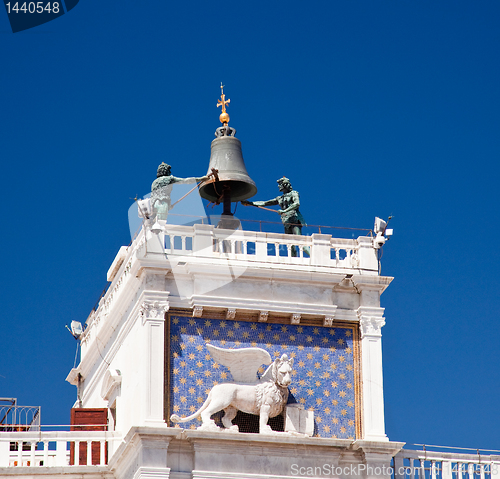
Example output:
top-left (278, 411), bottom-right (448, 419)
top-left (217, 83), bottom-right (230, 125)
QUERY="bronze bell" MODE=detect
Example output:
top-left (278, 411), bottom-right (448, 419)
top-left (199, 129), bottom-right (257, 204)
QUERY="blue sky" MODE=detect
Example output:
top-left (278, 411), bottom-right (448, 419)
top-left (1, 0), bottom-right (499, 449)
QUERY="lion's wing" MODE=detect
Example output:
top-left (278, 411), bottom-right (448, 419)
top-left (206, 344), bottom-right (272, 383)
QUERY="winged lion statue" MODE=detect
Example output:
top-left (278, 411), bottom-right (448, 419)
top-left (170, 344), bottom-right (294, 434)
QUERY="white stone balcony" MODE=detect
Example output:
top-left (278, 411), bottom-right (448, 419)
top-left (0, 430), bottom-right (121, 469)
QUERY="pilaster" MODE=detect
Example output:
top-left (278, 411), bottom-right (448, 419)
top-left (358, 306), bottom-right (387, 441)
top-left (139, 292), bottom-right (170, 427)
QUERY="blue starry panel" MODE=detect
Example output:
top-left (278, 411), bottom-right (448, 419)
top-left (169, 316), bottom-right (358, 439)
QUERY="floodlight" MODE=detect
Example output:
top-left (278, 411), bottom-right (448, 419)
top-left (137, 198), bottom-right (152, 219)
top-left (374, 217), bottom-right (387, 235)
top-left (71, 321), bottom-right (83, 338)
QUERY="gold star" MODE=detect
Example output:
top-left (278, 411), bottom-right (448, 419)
top-left (196, 345), bottom-right (203, 351)
top-left (315, 380), bottom-right (321, 387)
top-left (227, 331), bottom-right (234, 337)
top-left (313, 328), bottom-right (319, 335)
top-left (299, 397), bottom-right (306, 404)
top-left (205, 320), bottom-right (211, 327)
top-left (316, 416), bottom-right (322, 423)
top-left (273, 334), bottom-right (280, 340)
top-left (234, 322), bottom-right (240, 329)
top-left (189, 319), bottom-right (195, 326)
top-left (306, 353), bottom-right (313, 360)
top-left (337, 338), bottom-right (345, 345)
top-left (213, 330), bottom-right (219, 336)
top-left (173, 352), bottom-right (179, 358)
top-left (196, 328), bottom-right (203, 335)
top-left (290, 387), bottom-right (298, 394)
top-left (196, 378), bottom-right (203, 386)
top-left (316, 398), bottom-right (322, 405)
top-left (345, 347), bottom-right (352, 355)
top-left (339, 356), bottom-right (345, 362)
top-left (341, 409), bottom-right (347, 416)
top-left (173, 368), bottom-right (179, 375)
top-left (212, 380), bottom-right (218, 386)
top-left (189, 370), bottom-right (195, 377)
top-left (324, 425), bottom-right (330, 433)
top-left (180, 344), bottom-right (186, 350)
top-left (258, 333), bottom-right (264, 340)
top-left (205, 389), bottom-right (210, 395)
top-left (324, 407), bottom-right (331, 415)
top-left (348, 419), bottom-right (354, 426)
top-left (251, 341), bottom-right (257, 347)
top-left (332, 417), bottom-right (339, 424)
top-left (221, 372), bottom-right (228, 379)
top-left (306, 371), bottom-right (313, 377)
top-left (297, 327), bottom-right (303, 333)
top-left (173, 386), bottom-right (179, 393)
top-left (266, 325), bottom-right (272, 331)
top-left (266, 342), bottom-right (272, 349)
top-left (331, 381), bottom-right (338, 388)
top-left (196, 361), bottom-right (203, 368)
top-left (205, 354), bottom-right (211, 360)
top-left (330, 363), bottom-right (337, 370)
top-left (171, 335), bottom-right (179, 342)
top-left (189, 387), bottom-right (195, 395)
top-left (281, 326), bottom-right (288, 332)
top-left (347, 400), bottom-right (354, 408)
top-left (322, 371), bottom-right (331, 379)
top-left (242, 332), bottom-right (250, 339)
top-left (273, 351), bottom-right (280, 357)
top-left (345, 330), bottom-right (352, 337)
top-left (250, 324), bottom-right (257, 330)
top-left (212, 362), bottom-right (219, 369)
top-left (190, 424), bottom-right (196, 430)
top-left (322, 337), bottom-right (328, 344)
top-left (189, 405), bottom-right (196, 412)
top-left (329, 346), bottom-right (336, 353)
top-left (172, 318), bottom-right (179, 324)
top-left (346, 364), bottom-right (353, 371)
top-left (197, 396), bottom-right (204, 403)
top-left (220, 321), bottom-right (226, 328)
top-left (204, 370), bottom-right (211, 377)
top-left (329, 329), bottom-right (335, 335)
top-left (180, 327), bottom-right (187, 333)
top-left (281, 344), bottom-right (288, 350)
top-left (188, 353), bottom-right (195, 360)
top-left (347, 382), bottom-right (352, 389)
top-left (306, 336), bottom-right (313, 343)
top-left (258, 366), bottom-right (264, 374)
top-left (220, 339), bottom-right (226, 345)
top-left (180, 396), bottom-right (187, 403)
top-left (289, 335), bottom-right (296, 341)
top-left (298, 345), bottom-right (304, 351)
top-left (180, 361), bottom-right (187, 368)
top-left (339, 391), bottom-right (346, 398)
top-left (313, 345), bottom-right (320, 352)
top-left (298, 379), bottom-right (306, 386)
top-left (235, 340), bottom-right (241, 346)
top-left (290, 352), bottom-right (296, 358)
top-left (180, 377), bottom-right (187, 384)
top-left (307, 389), bottom-right (314, 396)
top-left (340, 426), bottom-right (346, 434)
top-left (314, 362), bottom-right (321, 369)
top-left (173, 405), bottom-right (180, 412)
top-left (323, 390), bottom-right (330, 397)
top-left (339, 373), bottom-right (346, 380)
top-left (332, 399), bottom-right (338, 406)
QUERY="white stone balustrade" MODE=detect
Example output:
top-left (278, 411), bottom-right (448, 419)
top-left (394, 449), bottom-right (500, 479)
top-left (0, 430), bottom-right (121, 468)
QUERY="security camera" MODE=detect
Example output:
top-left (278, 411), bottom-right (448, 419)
top-left (373, 232), bottom-right (386, 249)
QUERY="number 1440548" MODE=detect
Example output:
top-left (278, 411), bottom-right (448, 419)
top-left (5, 2), bottom-right (60, 13)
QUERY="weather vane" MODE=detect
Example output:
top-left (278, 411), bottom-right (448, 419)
top-left (217, 83), bottom-right (230, 125)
